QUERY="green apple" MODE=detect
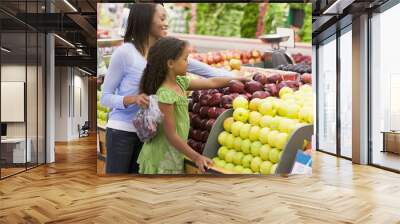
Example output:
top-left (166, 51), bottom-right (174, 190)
top-left (258, 100), bottom-right (276, 116)
top-left (213, 157), bottom-right (220, 164)
top-left (233, 151), bottom-right (245, 165)
top-left (233, 108), bottom-right (249, 123)
top-left (216, 159), bottom-right (226, 168)
top-left (278, 118), bottom-right (291, 133)
top-left (250, 141), bottom-right (262, 157)
top-left (233, 137), bottom-right (242, 151)
top-left (224, 163), bottom-right (235, 171)
top-left (248, 126), bottom-right (260, 142)
top-left (259, 127), bottom-right (270, 144)
top-left (275, 132), bottom-right (289, 150)
top-left (231, 121), bottom-right (244, 137)
top-left (270, 163), bottom-right (278, 174)
top-left (218, 131), bottom-right (229, 146)
top-left (277, 101), bottom-right (289, 117)
top-left (269, 148), bottom-right (281, 163)
top-left (249, 111), bottom-right (262, 126)
top-left (260, 161), bottom-right (273, 174)
top-left (225, 149), bottom-right (236, 163)
top-left (242, 154), bottom-right (253, 168)
top-left (267, 130), bottom-right (279, 147)
top-left (279, 86), bottom-right (294, 98)
top-left (299, 84), bottom-right (312, 93)
top-left (259, 144), bottom-right (271, 161)
top-left (225, 134), bottom-right (235, 148)
top-left (239, 123), bottom-right (252, 139)
top-left (286, 104), bottom-right (301, 119)
top-left (241, 168), bottom-right (253, 174)
top-left (269, 116), bottom-right (281, 130)
top-left (259, 115), bottom-right (273, 128)
top-left (249, 98), bottom-right (262, 111)
top-left (223, 117), bottom-right (235, 132)
top-left (233, 165), bottom-right (244, 173)
top-left (241, 139), bottom-right (252, 154)
top-left (250, 156), bottom-right (262, 173)
top-left (232, 96), bottom-right (249, 109)
top-left (217, 146), bottom-right (229, 159)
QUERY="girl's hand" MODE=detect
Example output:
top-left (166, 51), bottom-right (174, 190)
top-left (194, 155), bottom-right (213, 173)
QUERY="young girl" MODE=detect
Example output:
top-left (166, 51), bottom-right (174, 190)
top-left (138, 37), bottom-right (246, 174)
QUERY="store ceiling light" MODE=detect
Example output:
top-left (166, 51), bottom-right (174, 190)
top-left (78, 68), bottom-right (92, 76)
top-left (54, 34), bottom-right (75, 48)
top-left (1, 47), bottom-right (11, 53)
top-left (63, 0), bottom-right (78, 12)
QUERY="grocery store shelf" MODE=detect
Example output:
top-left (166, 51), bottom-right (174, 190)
top-left (172, 33), bottom-right (312, 56)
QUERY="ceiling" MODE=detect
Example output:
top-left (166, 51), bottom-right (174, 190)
top-left (312, 0), bottom-right (390, 43)
top-left (0, 0), bottom-right (96, 75)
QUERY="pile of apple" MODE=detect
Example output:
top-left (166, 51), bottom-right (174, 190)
top-left (212, 84), bottom-right (314, 174)
top-left (189, 49), bottom-right (263, 72)
top-left (188, 89), bottom-right (229, 154)
top-left (97, 90), bottom-right (109, 126)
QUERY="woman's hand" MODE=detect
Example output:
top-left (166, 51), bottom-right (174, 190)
top-left (194, 154), bottom-right (213, 173)
top-left (123, 94), bottom-right (149, 108)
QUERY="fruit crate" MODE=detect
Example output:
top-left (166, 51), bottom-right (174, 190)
top-left (203, 109), bottom-right (313, 174)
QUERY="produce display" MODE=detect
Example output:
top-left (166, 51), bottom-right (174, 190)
top-left (97, 90), bottom-right (109, 127)
top-left (212, 84), bottom-right (314, 174)
top-left (188, 68), bottom-right (312, 155)
top-left (189, 49), bottom-right (263, 72)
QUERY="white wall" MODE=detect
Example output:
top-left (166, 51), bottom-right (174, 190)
top-left (54, 67), bottom-right (89, 141)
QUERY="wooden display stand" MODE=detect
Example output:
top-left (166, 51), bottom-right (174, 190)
top-left (97, 125), bottom-right (107, 175)
top-left (185, 109), bottom-right (314, 175)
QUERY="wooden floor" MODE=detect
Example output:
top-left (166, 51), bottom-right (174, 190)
top-left (1, 135), bottom-right (400, 223)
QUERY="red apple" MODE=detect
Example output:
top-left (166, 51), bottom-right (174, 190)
top-left (252, 91), bottom-right (270, 99)
top-left (253, 73), bottom-right (268, 85)
top-left (267, 73), bottom-right (283, 84)
top-left (199, 106), bottom-right (210, 118)
top-left (242, 58), bottom-right (249, 65)
top-left (192, 90), bottom-right (201, 102)
top-left (244, 80), bottom-right (264, 94)
top-left (208, 107), bottom-right (219, 119)
top-left (214, 54), bottom-right (222, 63)
top-left (205, 119), bottom-right (216, 131)
top-left (233, 52), bottom-right (241, 60)
top-left (192, 103), bottom-right (201, 114)
top-left (264, 83), bottom-right (278, 96)
top-left (192, 116), bottom-right (202, 129)
top-left (188, 98), bottom-right (194, 111)
top-left (245, 92), bottom-right (253, 100)
top-left (229, 80), bottom-right (245, 93)
top-left (286, 80), bottom-right (301, 90)
top-left (222, 87), bottom-right (230, 95)
top-left (208, 89), bottom-right (220, 95)
top-left (209, 93), bottom-right (222, 107)
top-left (200, 119), bottom-right (208, 130)
top-left (221, 95), bottom-right (233, 108)
top-left (200, 130), bottom-right (209, 142)
top-left (302, 73), bottom-right (312, 84)
top-left (230, 93), bottom-right (240, 99)
top-left (200, 94), bottom-right (212, 106)
top-left (216, 108), bottom-right (226, 116)
top-left (277, 81), bottom-right (289, 92)
top-left (226, 52), bottom-right (233, 60)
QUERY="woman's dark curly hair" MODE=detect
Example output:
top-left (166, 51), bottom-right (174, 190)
top-left (140, 37), bottom-right (188, 95)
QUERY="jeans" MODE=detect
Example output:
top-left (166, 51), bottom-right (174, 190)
top-left (105, 128), bottom-right (143, 173)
